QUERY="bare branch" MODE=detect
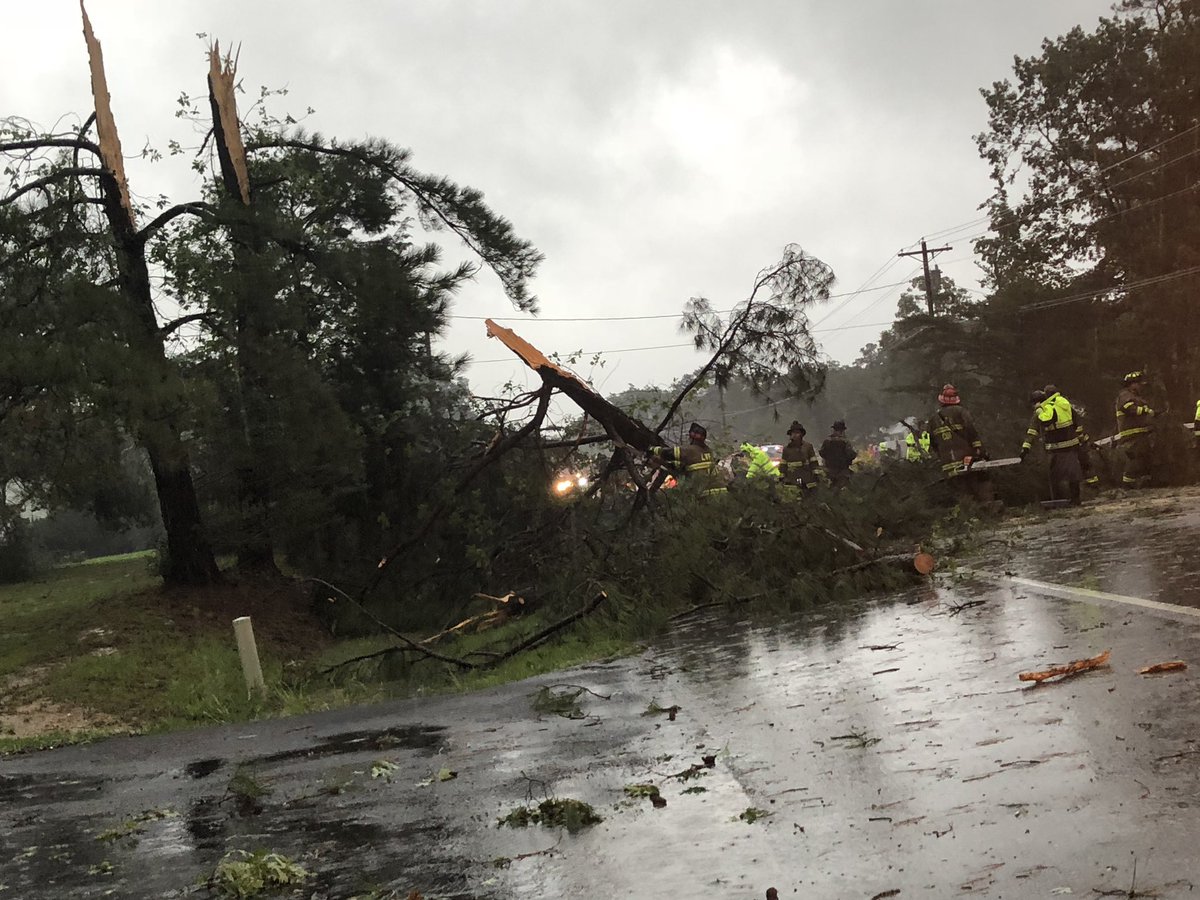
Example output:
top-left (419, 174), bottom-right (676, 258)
top-left (159, 312), bottom-right (213, 337)
top-left (0, 168), bottom-right (106, 208)
top-left (0, 137), bottom-right (102, 156)
top-left (135, 201), bottom-right (214, 242)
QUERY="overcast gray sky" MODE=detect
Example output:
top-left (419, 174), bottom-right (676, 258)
top-left (6, 1), bottom-right (1117, 398)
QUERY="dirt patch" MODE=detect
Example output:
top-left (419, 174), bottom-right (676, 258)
top-left (0, 699), bottom-right (127, 739)
top-left (139, 573), bottom-right (333, 658)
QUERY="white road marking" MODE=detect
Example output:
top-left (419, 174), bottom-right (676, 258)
top-left (992, 573), bottom-right (1200, 620)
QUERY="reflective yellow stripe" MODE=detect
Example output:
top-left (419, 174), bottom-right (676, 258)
top-left (1118, 427), bottom-right (1150, 439)
top-left (1045, 437), bottom-right (1080, 450)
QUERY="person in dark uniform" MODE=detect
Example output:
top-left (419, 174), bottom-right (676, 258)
top-left (649, 422), bottom-right (726, 495)
top-left (819, 420), bottom-right (856, 489)
top-left (1114, 371), bottom-right (1156, 488)
top-left (778, 421), bottom-right (819, 492)
top-left (927, 383), bottom-right (993, 502)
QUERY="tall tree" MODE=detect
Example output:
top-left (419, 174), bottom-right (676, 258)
top-left (975, 0), bottom-right (1200, 411)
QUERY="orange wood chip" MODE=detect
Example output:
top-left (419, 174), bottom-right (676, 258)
top-left (1019, 649), bottom-right (1111, 683)
top-left (1137, 660), bottom-right (1187, 675)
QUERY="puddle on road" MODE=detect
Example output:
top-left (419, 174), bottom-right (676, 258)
top-left (183, 757), bottom-right (223, 779)
top-left (257, 723), bottom-right (445, 764)
top-left (0, 772), bottom-right (111, 805)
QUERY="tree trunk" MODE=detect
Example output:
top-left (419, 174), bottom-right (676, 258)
top-left (208, 69), bottom-right (280, 575)
top-left (143, 430), bottom-right (221, 584)
top-left (96, 175), bottom-right (220, 586)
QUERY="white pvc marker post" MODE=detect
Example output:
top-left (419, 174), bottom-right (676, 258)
top-left (232, 616), bottom-right (266, 696)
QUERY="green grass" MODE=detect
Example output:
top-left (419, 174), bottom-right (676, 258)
top-left (311, 621), bottom-right (633, 700)
top-left (0, 555), bottom-right (636, 754)
top-left (0, 555), bottom-right (160, 682)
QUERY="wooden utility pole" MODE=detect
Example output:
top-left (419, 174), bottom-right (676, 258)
top-left (898, 239), bottom-right (952, 315)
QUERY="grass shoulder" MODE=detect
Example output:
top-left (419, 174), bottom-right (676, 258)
top-left (0, 555), bottom-right (640, 754)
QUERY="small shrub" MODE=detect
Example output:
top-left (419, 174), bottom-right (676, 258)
top-left (210, 850), bottom-right (309, 899)
top-left (530, 686), bottom-right (585, 719)
top-left (497, 797), bottom-right (602, 832)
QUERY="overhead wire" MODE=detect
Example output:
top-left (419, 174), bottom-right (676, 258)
top-left (446, 278), bottom-right (915, 323)
top-left (915, 121), bottom-right (1200, 247)
top-left (464, 319), bottom-right (900, 365)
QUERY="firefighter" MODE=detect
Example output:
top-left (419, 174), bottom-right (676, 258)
top-left (927, 383), bottom-right (993, 502)
top-left (1020, 386), bottom-right (1084, 505)
top-left (648, 422), bottom-right (726, 495)
top-left (779, 421), bottom-right (819, 491)
top-left (1048, 384), bottom-right (1100, 488)
top-left (1114, 371), bottom-right (1156, 488)
top-left (740, 442), bottom-right (781, 481)
top-left (819, 420), bottom-right (856, 489)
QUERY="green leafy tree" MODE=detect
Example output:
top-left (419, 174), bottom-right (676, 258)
top-left (975, 0), bottom-right (1200, 412)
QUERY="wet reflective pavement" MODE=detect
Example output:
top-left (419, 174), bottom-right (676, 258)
top-left (3, 491), bottom-right (1200, 898)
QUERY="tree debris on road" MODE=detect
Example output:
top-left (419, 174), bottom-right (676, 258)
top-left (1019, 649), bottom-right (1111, 683)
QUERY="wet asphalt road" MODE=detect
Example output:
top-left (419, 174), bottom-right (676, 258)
top-left (3, 491), bottom-right (1200, 899)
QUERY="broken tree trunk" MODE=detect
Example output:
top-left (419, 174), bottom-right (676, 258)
top-left (206, 43), bottom-right (280, 574)
top-left (485, 319), bottom-right (661, 451)
top-left (79, 1), bottom-right (220, 586)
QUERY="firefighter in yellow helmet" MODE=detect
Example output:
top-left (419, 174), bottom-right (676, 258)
top-left (648, 422), bottom-right (727, 495)
top-left (1114, 371), bottom-right (1155, 488)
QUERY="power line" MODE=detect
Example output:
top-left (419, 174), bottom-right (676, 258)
top-left (1020, 263), bottom-right (1200, 312)
top-left (463, 319), bottom-right (899, 365)
top-left (448, 278), bottom-right (915, 324)
top-left (917, 121), bottom-right (1200, 246)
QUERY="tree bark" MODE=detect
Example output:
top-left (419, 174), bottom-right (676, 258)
top-left (94, 159), bottom-right (220, 585)
top-left (208, 66), bottom-right (279, 574)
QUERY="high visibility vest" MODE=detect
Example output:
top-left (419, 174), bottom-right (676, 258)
top-left (904, 432), bottom-right (921, 462)
top-left (741, 443), bottom-right (781, 479)
top-left (919, 431), bottom-right (931, 453)
top-left (1036, 393), bottom-right (1081, 451)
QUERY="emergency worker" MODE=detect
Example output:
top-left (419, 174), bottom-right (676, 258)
top-left (1050, 384), bottom-right (1100, 488)
top-left (904, 424), bottom-right (930, 462)
top-left (819, 420), bottom-right (856, 489)
top-left (1194, 399), bottom-right (1200, 450)
top-left (1114, 371), bottom-right (1156, 488)
top-left (927, 384), bottom-right (993, 502)
top-left (1020, 386), bottom-right (1084, 505)
top-left (740, 442), bottom-right (781, 481)
top-left (649, 422), bottom-right (727, 495)
top-left (779, 421), bottom-right (819, 490)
